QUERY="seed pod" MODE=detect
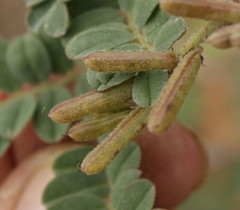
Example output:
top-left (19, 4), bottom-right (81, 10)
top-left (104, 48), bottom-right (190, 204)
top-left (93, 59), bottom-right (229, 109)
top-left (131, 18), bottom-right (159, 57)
top-left (207, 24), bottom-right (240, 48)
top-left (83, 51), bottom-right (177, 72)
top-left (49, 80), bottom-right (135, 123)
top-left (68, 110), bottom-right (130, 142)
top-left (160, 0), bottom-right (240, 24)
top-left (148, 47), bottom-right (203, 134)
top-left (81, 107), bottom-right (149, 175)
top-left (230, 30), bottom-right (240, 48)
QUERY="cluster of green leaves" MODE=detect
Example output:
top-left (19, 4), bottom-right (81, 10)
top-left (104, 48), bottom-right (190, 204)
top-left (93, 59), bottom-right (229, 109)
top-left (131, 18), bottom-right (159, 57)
top-left (26, 0), bottom-right (118, 37)
top-left (43, 143), bottom-right (155, 210)
top-left (0, 31), bottom-right (85, 156)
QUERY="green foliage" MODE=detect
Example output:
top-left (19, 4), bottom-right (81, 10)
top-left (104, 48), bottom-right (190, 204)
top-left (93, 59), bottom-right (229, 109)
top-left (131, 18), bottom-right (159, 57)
top-left (133, 70), bottom-right (168, 107)
top-left (0, 95), bottom-right (36, 139)
top-left (6, 34), bottom-right (52, 84)
top-left (0, 38), bottom-right (20, 93)
top-left (34, 87), bottom-right (71, 143)
top-left (43, 143), bottom-right (155, 210)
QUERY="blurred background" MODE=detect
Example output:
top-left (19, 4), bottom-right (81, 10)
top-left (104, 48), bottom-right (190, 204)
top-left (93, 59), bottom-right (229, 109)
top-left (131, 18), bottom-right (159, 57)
top-left (0, 1), bottom-right (240, 209)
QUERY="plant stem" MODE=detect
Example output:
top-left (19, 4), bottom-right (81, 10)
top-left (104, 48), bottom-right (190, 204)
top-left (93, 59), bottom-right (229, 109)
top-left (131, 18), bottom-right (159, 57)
top-left (0, 70), bottom-right (80, 106)
top-left (178, 21), bottom-right (223, 56)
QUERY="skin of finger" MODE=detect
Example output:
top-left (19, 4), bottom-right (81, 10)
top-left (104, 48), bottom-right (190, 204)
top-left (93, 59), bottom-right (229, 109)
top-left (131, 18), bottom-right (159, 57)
top-left (0, 150), bottom-right (15, 185)
top-left (0, 144), bottom-right (77, 210)
top-left (136, 121), bottom-right (207, 209)
top-left (12, 121), bottom-right (47, 163)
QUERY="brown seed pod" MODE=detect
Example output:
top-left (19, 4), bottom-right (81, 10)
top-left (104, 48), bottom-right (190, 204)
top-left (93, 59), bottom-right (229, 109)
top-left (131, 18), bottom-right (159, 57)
top-left (148, 47), bottom-right (203, 134)
top-left (68, 110), bottom-right (130, 142)
top-left (49, 80), bottom-right (135, 123)
top-left (83, 51), bottom-right (177, 72)
top-left (207, 23), bottom-right (240, 48)
top-left (81, 107), bottom-right (149, 175)
top-left (160, 0), bottom-right (240, 24)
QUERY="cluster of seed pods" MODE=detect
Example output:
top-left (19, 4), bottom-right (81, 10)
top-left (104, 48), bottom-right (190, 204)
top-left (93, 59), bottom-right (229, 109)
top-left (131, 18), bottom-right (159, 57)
top-left (49, 0), bottom-right (240, 175)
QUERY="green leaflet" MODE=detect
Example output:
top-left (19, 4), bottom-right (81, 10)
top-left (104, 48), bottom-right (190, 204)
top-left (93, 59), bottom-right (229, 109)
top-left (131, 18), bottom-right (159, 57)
top-left (66, 22), bottom-right (134, 59)
top-left (133, 70), bottom-right (168, 107)
top-left (25, 0), bottom-right (47, 7)
top-left (34, 87), bottom-right (71, 143)
top-left (0, 37), bottom-right (21, 93)
top-left (43, 143), bottom-right (155, 210)
top-left (117, 179), bottom-right (155, 210)
top-left (47, 194), bottom-right (108, 210)
top-left (6, 34), bottom-right (52, 84)
top-left (131, 0), bottom-right (159, 29)
top-left (62, 7), bottom-right (123, 45)
top-left (110, 169), bottom-right (141, 208)
top-left (0, 138), bottom-right (11, 157)
top-left (66, 0), bottom-right (119, 19)
top-left (27, 0), bottom-right (55, 32)
top-left (27, 0), bottom-right (69, 37)
top-left (0, 95), bottom-right (36, 139)
top-left (74, 73), bottom-right (92, 96)
top-left (106, 142), bottom-right (141, 184)
top-left (38, 30), bottom-right (73, 74)
top-left (44, 1), bottom-right (70, 37)
top-left (53, 146), bottom-right (93, 175)
top-left (87, 69), bottom-right (135, 91)
top-left (43, 172), bottom-right (109, 207)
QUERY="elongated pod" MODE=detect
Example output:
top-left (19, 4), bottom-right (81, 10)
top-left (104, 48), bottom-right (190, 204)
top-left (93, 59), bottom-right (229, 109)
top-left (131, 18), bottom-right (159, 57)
top-left (160, 0), bottom-right (240, 24)
top-left (81, 107), bottom-right (149, 175)
top-left (49, 80), bottom-right (135, 123)
top-left (83, 51), bottom-right (177, 72)
top-left (148, 47), bottom-right (203, 134)
top-left (68, 110), bottom-right (130, 142)
top-left (207, 24), bottom-right (240, 48)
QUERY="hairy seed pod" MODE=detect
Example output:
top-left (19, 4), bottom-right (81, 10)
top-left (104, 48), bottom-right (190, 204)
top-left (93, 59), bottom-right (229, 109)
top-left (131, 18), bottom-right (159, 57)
top-left (49, 80), bottom-right (135, 123)
top-left (81, 107), bottom-right (149, 175)
top-left (160, 0), bottom-right (240, 24)
top-left (83, 51), bottom-right (177, 72)
top-left (148, 47), bottom-right (203, 134)
top-left (68, 110), bottom-right (130, 142)
top-left (207, 24), bottom-right (240, 48)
